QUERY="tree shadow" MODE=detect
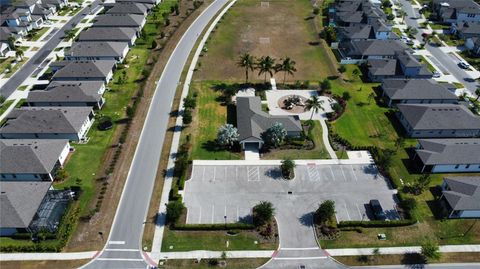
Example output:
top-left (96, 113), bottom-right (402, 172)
top-left (238, 215), bottom-right (253, 224)
top-left (264, 167), bottom-right (282, 180)
top-left (299, 212), bottom-right (314, 227)
top-left (401, 252), bottom-right (426, 267)
top-left (227, 104), bottom-right (237, 126)
top-left (384, 110), bottom-right (408, 137)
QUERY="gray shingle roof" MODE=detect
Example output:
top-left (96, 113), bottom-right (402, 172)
top-left (338, 24), bottom-right (375, 40)
top-left (66, 42), bottom-right (128, 58)
top-left (27, 81), bottom-right (104, 104)
top-left (348, 40), bottom-right (408, 57)
top-left (442, 176), bottom-right (480, 211)
top-left (0, 139), bottom-right (68, 174)
top-left (106, 2), bottom-right (148, 15)
top-left (397, 104), bottom-right (480, 130)
top-left (0, 107), bottom-right (93, 135)
top-left (454, 22), bottom-right (480, 36)
top-left (52, 60), bottom-right (115, 80)
top-left (416, 139), bottom-right (480, 165)
top-left (236, 96), bottom-right (302, 141)
top-left (0, 181), bottom-right (51, 228)
top-left (77, 27), bottom-right (137, 42)
top-left (92, 14), bottom-right (145, 28)
top-left (382, 79), bottom-right (458, 101)
top-left (116, 0), bottom-right (157, 4)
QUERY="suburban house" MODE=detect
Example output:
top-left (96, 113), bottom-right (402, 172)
top-left (0, 139), bottom-right (70, 181)
top-left (337, 20), bottom-right (394, 42)
top-left (0, 28), bottom-right (11, 57)
top-left (26, 81), bottom-right (106, 108)
top-left (397, 104), bottom-right (480, 138)
top-left (116, 0), bottom-right (159, 5)
top-left (451, 21), bottom-right (480, 38)
top-left (440, 176), bottom-right (480, 218)
top-left (236, 96), bottom-right (303, 149)
top-left (380, 79), bottom-right (458, 107)
top-left (338, 39), bottom-right (408, 64)
top-left (465, 37), bottom-right (480, 55)
top-left (4, 7), bottom-right (43, 30)
top-left (42, 0), bottom-right (68, 9)
top-left (64, 42), bottom-right (129, 63)
top-left (367, 52), bottom-right (433, 82)
top-left (0, 107), bottom-right (94, 141)
top-left (413, 139), bottom-right (480, 173)
top-left (329, 0), bottom-right (385, 27)
top-left (91, 14), bottom-right (146, 32)
top-left (77, 27), bottom-right (138, 46)
top-left (0, 181), bottom-right (72, 236)
top-left (51, 60), bottom-right (116, 83)
top-left (106, 2), bottom-right (148, 16)
top-left (433, 0), bottom-right (480, 23)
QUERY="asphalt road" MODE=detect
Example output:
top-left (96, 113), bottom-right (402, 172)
top-left (80, 1), bottom-right (229, 268)
top-left (0, 0), bottom-right (101, 98)
top-left (398, 0), bottom-right (477, 94)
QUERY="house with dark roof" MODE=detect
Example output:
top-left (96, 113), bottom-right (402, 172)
top-left (236, 96), bottom-right (302, 149)
top-left (77, 27), bottom-right (138, 46)
top-left (0, 107), bottom-right (94, 141)
top-left (440, 176), bottom-right (480, 218)
top-left (451, 21), bottom-right (480, 38)
top-left (42, 0), bottom-right (68, 9)
top-left (337, 20), bottom-right (394, 42)
top-left (413, 139), bottom-right (480, 173)
top-left (64, 42), bottom-right (129, 63)
top-left (0, 181), bottom-right (51, 236)
top-left (381, 79), bottom-right (458, 107)
top-left (329, 0), bottom-right (385, 26)
top-left (367, 51), bottom-right (432, 82)
top-left (106, 2), bottom-right (148, 16)
top-left (0, 180), bottom-right (73, 236)
top-left (51, 60), bottom-right (116, 83)
top-left (115, 0), bottom-right (159, 6)
top-left (91, 14), bottom-right (146, 32)
top-left (338, 40), bottom-right (409, 64)
top-left (396, 104), bottom-right (480, 138)
top-left (465, 36), bottom-right (480, 55)
top-left (433, 0), bottom-right (480, 23)
top-left (26, 81), bottom-right (105, 108)
top-left (0, 139), bottom-right (70, 181)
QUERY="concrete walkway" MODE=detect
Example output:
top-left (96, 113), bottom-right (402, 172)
top-left (327, 244), bottom-right (480, 256)
top-left (244, 143), bottom-right (260, 160)
top-left (0, 251), bottom-right (98, 261)
top-left (150, 0), bottom-right (238, 254)
top-left (319, 118), bottom-right (337, 159)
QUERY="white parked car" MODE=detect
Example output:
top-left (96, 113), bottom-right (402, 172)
top-left (458, 61), bottom-right (470, 69)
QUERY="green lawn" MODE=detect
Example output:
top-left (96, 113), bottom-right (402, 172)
top-left (419, 56), bottom-right (436, 73)
top-left (4, 57), bottom-right (29, 78)
top-left (321, 65), bottom-right (480, 248)
top-left (0, 58), bottom-right (15, 74)
top-left (162, 258), bottom-right (270, 269)
top-left (29, 27), bottom-right (50, 41)
top-left (0, 100), bottom-right (14, 117)
top-left (185, 81), bottom-right (242, 160)
top-left (162, 228), bottom-right (277, 252)
top-left (263, 120), bottom-right (330, 159)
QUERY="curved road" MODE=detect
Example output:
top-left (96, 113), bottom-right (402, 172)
top-left (80, 1), bottom-right (229, 268)
top-left (0, 0), bottom-right (101, 98)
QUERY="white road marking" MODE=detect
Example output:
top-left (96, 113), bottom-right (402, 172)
top-left (356, 203), bottom-right (363, 219)
top-left (97, 258), bottom-right (143, 261)
top-left (344, 204), bottom-right (351, 220)
top-left (198, 206), bottom-right (202, 224)
top-left (281, 247), bottom-right (320, 250)
top-left (351, 165), bottom-right (359, 181)
top-left (213, 167), bottom-right (216, 182)
top-left (108, 241), bottom-right (125, 245)
top-left (274, 256), bottom-right (328, 260)
top-left (236, 205), bottom-right (239, 221)
top-left (202, 166), bottom-right (205, 181)
top-left (224, 205), bottom-right (227, 220)
top-left (211, 204), bottom-right (215, 224)
top-left (340, 165), bottom-right (347, 182)
top-left (235, 166), bottom-right (238, 180)
top-left (104, 249), bottom-right (138, 252)
top-left (329, 166), bottom-right (335, 181)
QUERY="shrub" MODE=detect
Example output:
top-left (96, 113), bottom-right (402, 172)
top-left (253, 201), bottom-right (275, 227)
top-left (338, 219), bottom-right (417, 228)
top-left (97, 116), bottom-right (113, 131)
top-left (166, 200), bottom-right (184, 225)
top-left (421, 240), bottom-right (441, 261)
top-left (338, 65), bottom-right (346, 73)
top-left (281, 158), bottom-right (296, 179)
top-left (320, 79), bottom-right (331, 91)
top-left (315, 200), bottom-right (336, 224)
top-left (183, 95), bottom-right (197, 110)
top-left (313, 7), bottom-right (320, 15)
top-left (174, 223), bottom-right (254, 231)
top-left (182, 109), bottom-right (192, 124)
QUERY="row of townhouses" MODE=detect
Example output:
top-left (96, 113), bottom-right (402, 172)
top-left (0, 0), bottom-right (159, 236)
top-left (329, 0), bottom-right (480, 219)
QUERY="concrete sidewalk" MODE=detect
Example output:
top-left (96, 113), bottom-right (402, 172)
top-left (151, 250), bottom-right (275, 261)
top-left (326, 244), bottom-right (480, 256)
top-left (0, 251), bottom-right (98, 261)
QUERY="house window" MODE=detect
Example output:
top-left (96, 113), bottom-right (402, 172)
top-left (466, 164), bottom-right (470, 169)
top-left (455, 165), bottom-right (459, 169)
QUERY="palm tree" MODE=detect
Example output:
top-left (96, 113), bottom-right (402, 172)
top-left (237, 53), bottom-right (255, 83)
top-left (275, 57), bottom-right (297, 85)
top-left (15, 49), bottom-right (23, 61)
top-left (7, 36), bottom-right (16, 49)
top-left (257, 56), bottom-right (275, 83)
top-left (305, 95), bottom-right (324, 120)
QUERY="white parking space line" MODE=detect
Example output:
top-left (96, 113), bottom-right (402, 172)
top-left (307, 165), bottom-right (319, 181)
top-left (329, 166), bottom-right (335, 181)
top-left (202, 166), bottom-right (205, 181)
top-left (344, 204), bottom-right (351, 220)
top-left (213, 167), bottom-right (216, 182)
top-left (351, 165), bottom-right (359, 181)
top-left (356, 203), bottom-right (363, 219)
top-left (108, 241), bottom-right (125, 245)
top-left (211, 205), bottom-right (215, 224)
top-left (235, 166), bottom-right (238, 180)
top-left (198, 206), bottom-right (202, 224)
top-left (340, 166), bottom-right (347, 182)
top-left (236, 206), bottom-right (239, 222)
top-left (247, 166), bottom-right (260, 181)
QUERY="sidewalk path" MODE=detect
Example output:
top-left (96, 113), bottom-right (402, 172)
top-left (0, 251), bottom-right (97, 261)
top-left (327, 244), bottom-right (480, 256)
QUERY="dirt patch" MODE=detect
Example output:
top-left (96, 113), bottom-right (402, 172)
top-left (195, 0), bottom-right (337, 82)
top-left (64, 0), bottom-right (213, 252)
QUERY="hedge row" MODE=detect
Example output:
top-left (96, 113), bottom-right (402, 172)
top-left (338, 219), bottom-right (417, 228)
top-left (174, 223), bottom-right (255, 231)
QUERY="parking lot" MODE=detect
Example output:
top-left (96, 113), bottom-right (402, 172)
top-left (183, 163), bottom-right (399, 248)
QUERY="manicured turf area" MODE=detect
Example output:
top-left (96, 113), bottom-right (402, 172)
top-left (4, 57), bottom-right (29, 78)
top-left (336, 252), bottom-right (480, 266)
top-left (263, 120), bottom-right (330, 159)
top-left (0, 100), bottom-right (14, 116)
top-left (321, 65), bottom-right (480, 248)
top-left (163, 258), bottom-right (270, 269)
top-left (162, 228), bottom-right (277, 252)
top-left (183, 81), bottom-right (242, 160)
top-left (29, 27), bottom-right (50, 41)
top-left (194, 0), bottom-right (336, 82)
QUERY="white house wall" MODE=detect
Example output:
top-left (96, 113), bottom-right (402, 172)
top-left (432, 164), bottom-right (480, 173)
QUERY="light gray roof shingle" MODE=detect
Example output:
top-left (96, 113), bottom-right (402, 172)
top-left (397, 104), bottom-right (480, 130)
top-left (416, 139), bottom-right (480, 165)
top-left (0, 107), bottom-right (93, 135)
top-left (52, 60), bottom-right (115, 80)
top-left (106, 2), bottom-right (148, 15)
top-left (0, 181), bottom-right (51, 228)
top-left (382, 79), bottom-right (458, 101)
top-left (27, 81), bottom-right (104, 104)
top-left (236, 96), bottom-right (302, 141)
top-left (66, 42), bottom-right (128, 58)
top-left (0, 139), bottom-right (69, 174)
top-left (442, 176), bottom-right (480, 211)
top-left (77, 27), bottom-right (137, 42)
top-left (92, 14), bottom-right (145, 28)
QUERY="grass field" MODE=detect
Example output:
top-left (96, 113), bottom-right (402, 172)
top-left (162, 258), bottom-right (270, 269)
top-left (4, 57), bottom-right (29, 78)
top-left (183, 81), bottom-right (242, 160)
top-left (29, 27), bottom-right (50, 41)
top-left (321, 65), bottom-right (480, 248)
top-left (0, 100), bottom-right (14, 117)
top-left (194, 0), bottom-right (336, 82)
top-left (162, 228), bottom-right (277, 252)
